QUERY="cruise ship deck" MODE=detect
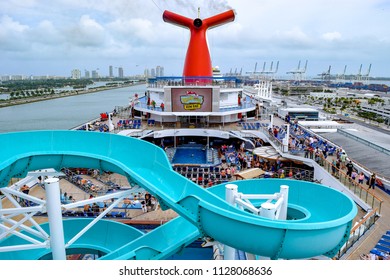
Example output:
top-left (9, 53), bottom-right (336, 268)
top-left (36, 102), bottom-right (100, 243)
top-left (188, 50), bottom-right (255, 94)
top-left (1, 109), bottom-right (388, 260)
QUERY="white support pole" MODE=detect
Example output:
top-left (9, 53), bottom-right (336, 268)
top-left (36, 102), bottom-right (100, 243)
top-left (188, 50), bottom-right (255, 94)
top-left (45, 178), bottom-right (66, 260)
top-left (259, 202), bottom-right (276, 219)
top-left (0, 243), bottom-right (47, 253)
top-left (269, 114), bottom-right (274, 130)
top-left (224, 184), bottom-right (238, 260)
top-left (279, 185), bottom-right (289, 220)
top-left (226, 184), bottom-right (238, 207)
top-left (282, 124), bottom-right (290, 153)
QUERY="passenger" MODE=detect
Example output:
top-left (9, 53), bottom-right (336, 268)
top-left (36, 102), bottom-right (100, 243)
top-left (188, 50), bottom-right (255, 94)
top-left (358, 172), bottom-right (365, 185)
top-left (123, 198), bottom-right (132, 207)
top-left (61, 192), bottom-right (68, 203)
top-left (346, 160), bottom-right (354, 178)
top-left (368, 173), bottom-right (376, 190)
top-left (150, 197), bottom-right (157, 211)
top-left (145, 193), bottom-right (152, 211)
top-left (351, 170), bottom-right (358, 181)
top-left (335, 160), bottom-right (341, 178)
top-left (92, 203), bottom-right (100, 215)
top-left (21, 184), bottom-right (30, 194)
top-left (340, 152), bottom-right (347, 169)
top-left (141, 200), bottom-right (147, 213)
top-left (20, 185), bottom-right (30, 206)
top-left (84, 203), bottom-right (91, 213)
top-left (240, 141), bottom-right (245, 152)
top-left (37, 176), bottom-right (43, 186)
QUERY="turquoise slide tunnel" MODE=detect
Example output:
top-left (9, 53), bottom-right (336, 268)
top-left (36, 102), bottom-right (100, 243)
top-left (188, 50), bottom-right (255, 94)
top-left (0, 131), bottom-right (357, 260)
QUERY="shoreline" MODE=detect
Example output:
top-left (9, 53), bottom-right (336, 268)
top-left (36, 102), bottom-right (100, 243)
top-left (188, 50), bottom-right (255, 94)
top-left (0, 82), bottom-right (145, 109)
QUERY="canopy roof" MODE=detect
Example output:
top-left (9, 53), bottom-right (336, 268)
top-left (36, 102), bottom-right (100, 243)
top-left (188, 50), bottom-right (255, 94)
top-left (234, 168), bottom-right (265, 180)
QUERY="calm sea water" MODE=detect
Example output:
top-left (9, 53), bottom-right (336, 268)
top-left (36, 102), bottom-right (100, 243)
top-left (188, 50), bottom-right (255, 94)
top-left (0, 84), bottom-right (146, 133)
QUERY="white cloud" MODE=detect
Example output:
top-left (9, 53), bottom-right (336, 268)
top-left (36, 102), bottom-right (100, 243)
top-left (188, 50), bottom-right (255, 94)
top-left (284, 27), bottom-right (311, 43)
top-left (0, 15), bottom-right (30, 51)
top-left (108, 18), bottom-right (156, 44)
top-left (322, 32), bottom-right (342, 42)
top-left (65, 15), bottom-right (106, 47)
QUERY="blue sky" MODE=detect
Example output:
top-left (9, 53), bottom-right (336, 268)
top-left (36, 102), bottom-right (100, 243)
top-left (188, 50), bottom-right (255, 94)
top-left (1, 0), bottom-right (389, 78)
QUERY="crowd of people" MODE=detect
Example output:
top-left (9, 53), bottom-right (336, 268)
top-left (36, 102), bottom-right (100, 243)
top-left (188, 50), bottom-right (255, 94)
top-left (265, 115), bottom-right (382, 190)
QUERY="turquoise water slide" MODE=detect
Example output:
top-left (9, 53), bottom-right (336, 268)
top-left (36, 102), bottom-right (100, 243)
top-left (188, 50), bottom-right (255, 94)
top-left (0, 131), bottom-right (357, 259)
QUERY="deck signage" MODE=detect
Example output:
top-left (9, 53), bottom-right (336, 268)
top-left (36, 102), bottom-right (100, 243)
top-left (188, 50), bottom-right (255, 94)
top-left (171, 88), bottom-right (212, 112)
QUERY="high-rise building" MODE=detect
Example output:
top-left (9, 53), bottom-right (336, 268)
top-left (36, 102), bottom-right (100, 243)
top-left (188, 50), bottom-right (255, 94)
top-left (156, 66), bottom-right (161, 77)
top-left (118, 67), bottom-right (124, 78)
top-left (71, 69), bottom-right (81, 79)
top-left (84, 70), bottom-right (90, 79)
top-left (109, 65), bottom-right (113, 78)
top-left (144, 68), bottom-right (150, 78)
top-left (156, 66), bottom-right (164, 77)
top-left (91, 70), bottom-right (99, 79)
top-left (150, 68), bottom-right (156, 77)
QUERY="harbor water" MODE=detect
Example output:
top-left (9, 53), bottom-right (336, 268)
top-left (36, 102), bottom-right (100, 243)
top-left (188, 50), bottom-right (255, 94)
top-left (0, 84), bottom-right (146, 133)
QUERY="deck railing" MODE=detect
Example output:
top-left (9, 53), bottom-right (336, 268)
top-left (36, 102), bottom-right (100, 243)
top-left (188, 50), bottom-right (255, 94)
top-left (334, 208), bottom-right (379, 259)
top-left (320, 156), bottom-right (383, 213)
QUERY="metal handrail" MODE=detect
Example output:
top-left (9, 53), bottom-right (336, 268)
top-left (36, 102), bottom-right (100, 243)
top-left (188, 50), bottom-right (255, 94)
top-left (319, 155), bottom-right (383, 213)
top-left (334, 208), bottom-right (379, 259)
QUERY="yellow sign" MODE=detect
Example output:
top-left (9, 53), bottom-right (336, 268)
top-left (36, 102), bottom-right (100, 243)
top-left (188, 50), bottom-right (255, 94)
top-left (184, 103), bottom-right (201, 110)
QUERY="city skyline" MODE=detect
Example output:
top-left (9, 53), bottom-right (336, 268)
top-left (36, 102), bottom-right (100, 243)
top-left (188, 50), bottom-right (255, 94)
top-left (1, 0), bottom-right (390, 78)
top-left (0, 64), bottom-right (165, 81)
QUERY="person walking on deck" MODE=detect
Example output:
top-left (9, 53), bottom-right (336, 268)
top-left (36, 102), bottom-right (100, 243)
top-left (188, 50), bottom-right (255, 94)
top-left (368, 173), bottom-right (376, 190)
top-left (346, 160), bottom-right (354, 179)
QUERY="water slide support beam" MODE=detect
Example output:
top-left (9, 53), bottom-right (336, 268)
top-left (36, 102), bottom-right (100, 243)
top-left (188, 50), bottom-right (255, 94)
top-left (224, 184), bottom-right (238, 260)
top-left (45, 178), bottom-right (66, 260)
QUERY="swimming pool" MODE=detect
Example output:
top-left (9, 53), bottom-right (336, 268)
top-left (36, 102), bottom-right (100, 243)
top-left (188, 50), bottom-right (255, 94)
top-left (171, 144), bottom-right (208, 165)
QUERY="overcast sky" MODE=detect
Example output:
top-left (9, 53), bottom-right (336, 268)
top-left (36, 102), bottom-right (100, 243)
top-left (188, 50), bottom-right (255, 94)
top-left (1, 0), bottom-right (389, 78)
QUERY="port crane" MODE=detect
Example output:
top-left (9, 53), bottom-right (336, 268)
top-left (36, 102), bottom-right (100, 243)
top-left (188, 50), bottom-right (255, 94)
top-left (260, 61), bottom-right (279, 80)
top-left (246, 62), bottom-right (262, 79)
top-left (318, 65), bottom-right (331, 81)
top-left (287, 60), bottom-right (308, 81)
top-left (355, 64), bottom-right (363, 81)
top-left (362, 63), bottom-right (372, 82)
top-left (336, 65), bottom-right (347, 82)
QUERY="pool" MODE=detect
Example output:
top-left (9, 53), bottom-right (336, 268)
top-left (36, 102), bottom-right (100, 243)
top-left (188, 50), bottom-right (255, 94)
top-left (171, 144), bottom-right (208, 165)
